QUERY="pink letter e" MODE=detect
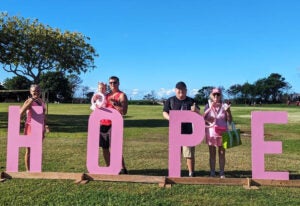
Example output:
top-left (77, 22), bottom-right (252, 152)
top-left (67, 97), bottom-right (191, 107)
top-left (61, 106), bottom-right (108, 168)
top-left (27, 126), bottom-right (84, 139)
top-left (251, 111), bottom-right (289, 180)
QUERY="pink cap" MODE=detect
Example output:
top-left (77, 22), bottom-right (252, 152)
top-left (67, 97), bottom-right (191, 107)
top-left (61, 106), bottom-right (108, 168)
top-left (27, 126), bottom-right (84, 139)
top-left (212, 88), bottom-right (221, 94)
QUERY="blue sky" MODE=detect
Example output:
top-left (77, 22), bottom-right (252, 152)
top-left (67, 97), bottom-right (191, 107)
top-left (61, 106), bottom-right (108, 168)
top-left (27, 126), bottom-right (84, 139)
top-left (1, 0), bottom-right (300, 99)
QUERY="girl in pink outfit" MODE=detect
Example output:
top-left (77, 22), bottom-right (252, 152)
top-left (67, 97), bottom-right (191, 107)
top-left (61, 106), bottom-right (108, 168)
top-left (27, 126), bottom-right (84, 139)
top-left (20, 84), bottom-right (47, 171)
top-left (204, 88), bottom-right (232, 178)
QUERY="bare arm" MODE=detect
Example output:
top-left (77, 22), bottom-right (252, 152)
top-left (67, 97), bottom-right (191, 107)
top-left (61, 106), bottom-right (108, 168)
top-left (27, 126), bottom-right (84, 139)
top-left (114, 93), bottom-right (128, 115)
top-left (163, 111), bottom-right (169, 120)
top-left (20, 98), bottom-right (34, 116)
top-left (226, 108), bottom-right (232, 123)
top-left (191, 102), bottom-right (200, 114)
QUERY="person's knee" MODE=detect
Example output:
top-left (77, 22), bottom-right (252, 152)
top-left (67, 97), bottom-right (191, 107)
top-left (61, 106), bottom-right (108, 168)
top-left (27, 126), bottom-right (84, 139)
top-left (219, 148), bottom-right (225, 155)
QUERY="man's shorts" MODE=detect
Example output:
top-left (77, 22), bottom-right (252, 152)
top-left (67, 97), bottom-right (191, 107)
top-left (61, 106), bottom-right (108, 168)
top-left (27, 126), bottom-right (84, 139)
top-left (99, 125), bottom-right (111, 149)
top-left (182, 146), bottom-right (195, 158)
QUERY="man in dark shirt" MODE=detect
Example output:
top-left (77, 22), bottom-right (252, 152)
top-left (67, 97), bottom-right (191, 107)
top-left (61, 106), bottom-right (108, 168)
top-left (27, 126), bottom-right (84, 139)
top-left (163, 81), bottom-right (200, 177)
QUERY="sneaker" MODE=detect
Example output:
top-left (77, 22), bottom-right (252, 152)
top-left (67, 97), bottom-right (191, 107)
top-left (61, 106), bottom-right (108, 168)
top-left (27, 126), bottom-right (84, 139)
top-left (219, 171), bottom-right (225, 178)
top-left (189, 172), bottom-right (195, 177)
top-left (210, 171), bottom-right (216, 177)
top-left (119, 168), bottom-right (128, 175)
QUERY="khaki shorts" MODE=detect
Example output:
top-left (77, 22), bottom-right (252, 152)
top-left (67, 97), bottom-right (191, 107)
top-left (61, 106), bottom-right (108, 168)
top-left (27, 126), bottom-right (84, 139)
top-left (182, 146), bottom-right (195, 158)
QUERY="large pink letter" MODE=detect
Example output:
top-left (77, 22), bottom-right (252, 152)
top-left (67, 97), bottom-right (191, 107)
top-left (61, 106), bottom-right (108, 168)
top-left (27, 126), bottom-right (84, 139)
top-left (86, 108), bottom-right (123, 174)
top-left (168, 111), bottom-right (205, 177)
top-left (6, 106), bottom-right (44, 172)
top-left (251, 111), bottom-right (289, 180)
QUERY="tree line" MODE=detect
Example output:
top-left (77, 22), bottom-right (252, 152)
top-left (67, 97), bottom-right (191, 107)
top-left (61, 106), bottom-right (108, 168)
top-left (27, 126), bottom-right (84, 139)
top-left (194, 73), bottom-right (298, 105)
top-left (142, 73), bottom-right (298, 105)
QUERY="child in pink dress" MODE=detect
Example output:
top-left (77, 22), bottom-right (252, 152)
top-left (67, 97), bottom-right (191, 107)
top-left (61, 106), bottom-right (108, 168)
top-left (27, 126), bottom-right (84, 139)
top-left (20, 84), bottom-right (47, 171)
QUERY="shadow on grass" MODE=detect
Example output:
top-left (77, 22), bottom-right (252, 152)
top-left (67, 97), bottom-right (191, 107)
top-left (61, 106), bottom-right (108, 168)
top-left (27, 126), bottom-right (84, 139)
top-left (0, 112), bottom-right (8, 129)
top-left (290, 173), bottom-right (300, 180)
top-left (127, 170), bottom-right (300, 179)
top-left (127, 169), bottom-right (169, 176)
top-left (124, 119), bottom-right (168, 128)
top-left (47, 114), bottom-right (89, 133)
top-left (127, 169), bottom-right (257, 178)
top-left (48, 115), bottom-right (168, 133)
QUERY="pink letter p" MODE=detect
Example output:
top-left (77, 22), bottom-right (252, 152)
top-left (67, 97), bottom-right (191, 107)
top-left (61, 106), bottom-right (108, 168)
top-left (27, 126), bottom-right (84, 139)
top-left (168, 111), bottom-right (205, 177)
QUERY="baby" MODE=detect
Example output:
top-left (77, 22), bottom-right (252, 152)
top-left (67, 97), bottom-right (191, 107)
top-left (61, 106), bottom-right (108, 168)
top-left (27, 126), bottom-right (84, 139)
top-left (90, 82), bottom-right (107, 110)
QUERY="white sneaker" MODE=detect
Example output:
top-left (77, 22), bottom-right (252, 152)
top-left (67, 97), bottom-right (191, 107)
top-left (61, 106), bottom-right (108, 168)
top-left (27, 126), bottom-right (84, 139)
top-left (219, 171), bottom-right (225, 178)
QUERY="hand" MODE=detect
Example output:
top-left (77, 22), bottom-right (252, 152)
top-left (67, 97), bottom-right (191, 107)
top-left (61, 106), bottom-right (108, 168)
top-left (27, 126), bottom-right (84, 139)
top-left (191, 103), bottom-right (197, 112)
top-left (45, 125), bottom-right (50, 133)
top-left (110, 99), bottom-right (119, 106)
top-left (205, 116), bottom-right (215, 124)
top-left (223, 103), bottom-right (230, 111)
top-left (93, 94), bottom-right (103, 101)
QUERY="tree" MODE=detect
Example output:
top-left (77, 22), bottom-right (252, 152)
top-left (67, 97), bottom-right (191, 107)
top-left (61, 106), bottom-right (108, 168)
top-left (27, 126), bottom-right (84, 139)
top-left (39, 71), bottom-right (73, 102)
top-left (67, 74), bottom-right (82, 98)
top-left (254, 78), bottom-right (268, 102)
top-left (241, 82), bottom-right (255, 104)
top-left (227, 84), bottom-right (242, 102)
top-left (253, 73), bottom-right (290, 103)
top-left (194, 86), bottom-right (214, 105)
top-left (3, 75), bottom-right (31, 90)
top-left (143, 90), bottom-right (156, 102)
top-left (0, 12), bottom-right (98, 84)
top-left (265, 73), bottom-right (291, 102)
top-left (2, 76), bottom-right (31, 101)
top-left (81, 86), bottom-right (90, 101)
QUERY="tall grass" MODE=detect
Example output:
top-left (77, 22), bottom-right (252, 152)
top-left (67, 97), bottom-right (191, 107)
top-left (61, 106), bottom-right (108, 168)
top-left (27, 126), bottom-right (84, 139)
top-left (0, 103), bottom-right (299, 205)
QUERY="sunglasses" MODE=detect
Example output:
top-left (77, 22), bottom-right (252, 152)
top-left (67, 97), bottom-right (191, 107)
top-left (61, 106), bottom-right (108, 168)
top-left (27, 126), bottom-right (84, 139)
top-left (213, 93), bottom-right (221, 97)
top-left (109, 81), bottom-right (118, 85)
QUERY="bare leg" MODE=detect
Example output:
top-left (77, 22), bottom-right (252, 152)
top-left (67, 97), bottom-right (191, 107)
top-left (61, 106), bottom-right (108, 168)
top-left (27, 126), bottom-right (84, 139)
top-left (186, 157), bottom-right (195, 176)
top-left (25, 147), bottom-right (30, 171)
top-left (102, 148), bottom-right (110, 166)
top-left (218, 146), bottom-right (226, 177)
top-left (186, 158), bottom-right (194, 173)
top-left (209, 146), bottom-right (216, 176)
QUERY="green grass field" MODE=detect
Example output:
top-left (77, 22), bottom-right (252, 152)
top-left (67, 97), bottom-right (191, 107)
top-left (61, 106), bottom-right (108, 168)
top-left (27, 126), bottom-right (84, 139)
top-left (0, 103), bottom-right (299, 205)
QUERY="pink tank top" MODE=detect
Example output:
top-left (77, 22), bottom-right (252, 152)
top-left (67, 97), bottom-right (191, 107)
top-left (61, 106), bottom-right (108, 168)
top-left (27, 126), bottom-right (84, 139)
top-left (25, 100), bottom-right (46, 125)
top-left (100, 91), bottom-right (123, 126)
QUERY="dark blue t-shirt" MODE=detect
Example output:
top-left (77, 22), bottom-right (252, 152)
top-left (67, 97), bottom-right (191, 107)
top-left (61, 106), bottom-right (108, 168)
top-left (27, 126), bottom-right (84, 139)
top-left (163, 96), bottom-right (197, 134)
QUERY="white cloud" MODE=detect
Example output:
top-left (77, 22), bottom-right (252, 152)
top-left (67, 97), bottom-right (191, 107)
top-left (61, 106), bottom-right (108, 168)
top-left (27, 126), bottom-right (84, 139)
top-left (126, 88), bottom-right (199, 100)
top-left (80, 87), bottom-right (199, 100)
top-left (157, 88), bottom-right (175, 99)
top-left (189, 89), bottom-right (198, 97)
top-left (127, 88), bottom-right (141, 100)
